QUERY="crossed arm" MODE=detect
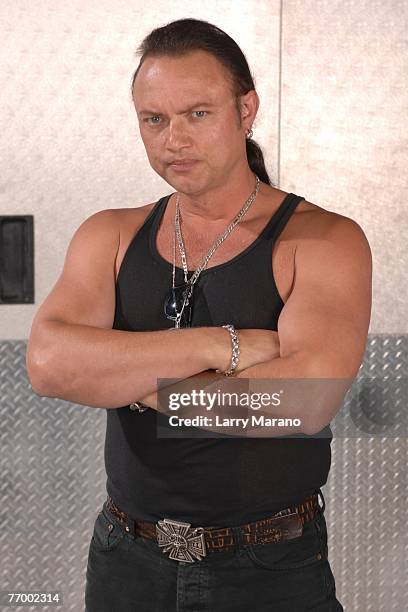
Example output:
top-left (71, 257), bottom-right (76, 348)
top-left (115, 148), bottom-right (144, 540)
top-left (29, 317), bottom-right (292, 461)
top-left (139, 216), bottom-right (372, 437)
top-left (27, 211), bottom-right (371, 435)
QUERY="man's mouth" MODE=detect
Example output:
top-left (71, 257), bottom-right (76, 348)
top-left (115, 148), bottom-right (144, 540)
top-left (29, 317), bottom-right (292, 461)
top-left (168, 159), bottom-right (198, 171)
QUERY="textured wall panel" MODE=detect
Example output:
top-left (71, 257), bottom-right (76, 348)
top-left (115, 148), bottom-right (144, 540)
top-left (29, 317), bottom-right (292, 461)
top-left (0, 1), bottom-right (280, 339)
top-left (280, 0), bottom-right (408, 333)
top-left (1, 1), bottom-right (405, 334)
top-left (0, 338), bottom-right (406, 610)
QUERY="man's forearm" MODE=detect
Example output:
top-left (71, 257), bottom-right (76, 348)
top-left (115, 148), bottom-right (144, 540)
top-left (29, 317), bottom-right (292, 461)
top-left (27, 322), bottom-right (224, 409)
top-left (137, 331), bottom-right (282, 415)
top-left (141, 353), bottom-right (353, 436)
top-left (238, 350), bottom-right (355, 433)
top-left (140, 367), bottom-right (307, 437)
top-left (235, 353), bottom-right (353, 435)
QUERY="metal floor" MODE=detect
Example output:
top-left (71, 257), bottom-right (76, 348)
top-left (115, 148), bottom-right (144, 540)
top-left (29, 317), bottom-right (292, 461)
top-left (0, 335), bottom-right (406, 611)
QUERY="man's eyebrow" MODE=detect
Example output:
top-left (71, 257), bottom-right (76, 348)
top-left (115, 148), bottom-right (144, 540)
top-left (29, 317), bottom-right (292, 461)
top-left (138, 102), bottom-right (215, 116)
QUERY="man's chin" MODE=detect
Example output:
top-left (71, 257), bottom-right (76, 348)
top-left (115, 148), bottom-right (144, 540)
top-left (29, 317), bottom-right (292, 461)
top-left (160, 170), bottom-right (206, 195)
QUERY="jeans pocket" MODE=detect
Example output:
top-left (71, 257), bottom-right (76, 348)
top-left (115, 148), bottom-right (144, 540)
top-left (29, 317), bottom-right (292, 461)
top-left (245, 517), bottom-right (324, 571)
top-left (91, 509), bottom-right (126, 553)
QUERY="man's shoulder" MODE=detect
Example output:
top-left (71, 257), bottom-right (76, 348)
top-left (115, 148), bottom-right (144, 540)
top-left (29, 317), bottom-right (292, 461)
top-left (267, 186), bottom-right (349, 235)
top-left (93, 199), bottom-right (161, 236)
top-left (109, 200), bottom-right (158, 221)
top-left (293, 197), bottom-right (372, 274)
top-left (286, 194), bottom-right (372, 281)
top-left (293, 196), bottom-right (367, 243)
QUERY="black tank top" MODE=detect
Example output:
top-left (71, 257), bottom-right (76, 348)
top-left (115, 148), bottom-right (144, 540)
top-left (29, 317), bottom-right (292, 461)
top-left (105, 192), bottom-right (332, 527)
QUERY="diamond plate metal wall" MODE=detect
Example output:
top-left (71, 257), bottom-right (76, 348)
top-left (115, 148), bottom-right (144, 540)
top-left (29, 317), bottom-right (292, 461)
top-left (0, 337), bottom-right (406, 611)
top-left (0, 340), bottom-right (107, 612)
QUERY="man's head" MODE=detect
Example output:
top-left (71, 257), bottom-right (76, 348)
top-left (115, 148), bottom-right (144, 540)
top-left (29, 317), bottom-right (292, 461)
top-left (131, 19), bottom-right (272, 193)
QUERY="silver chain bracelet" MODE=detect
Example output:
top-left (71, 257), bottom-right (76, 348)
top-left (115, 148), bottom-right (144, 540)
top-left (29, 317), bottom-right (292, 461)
top-left (216, 324), bottom-right (240, 376)
top-left (130, 324), bottom-right (240, 412)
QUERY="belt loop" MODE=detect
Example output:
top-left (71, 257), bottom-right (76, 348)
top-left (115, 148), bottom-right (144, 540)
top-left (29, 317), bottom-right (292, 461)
top-left (105, 496), bottom-right (136, 539)
top-left (231, 525), bottom-right (244, 552)
top-left (316, 488), bottom-right (326, 514)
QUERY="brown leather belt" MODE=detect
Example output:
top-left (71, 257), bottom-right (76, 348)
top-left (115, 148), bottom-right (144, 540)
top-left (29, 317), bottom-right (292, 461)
top-left (105, 494), bottom-right (322, 563)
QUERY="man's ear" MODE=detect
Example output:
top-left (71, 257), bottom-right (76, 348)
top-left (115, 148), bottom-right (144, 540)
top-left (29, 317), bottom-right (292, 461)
top-left (239, 90), bottom-right (259, 131)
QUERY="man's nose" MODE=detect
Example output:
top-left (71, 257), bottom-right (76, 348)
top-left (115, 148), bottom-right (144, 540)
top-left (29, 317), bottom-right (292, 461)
top-left (166, 118), bottom-right (191, 149)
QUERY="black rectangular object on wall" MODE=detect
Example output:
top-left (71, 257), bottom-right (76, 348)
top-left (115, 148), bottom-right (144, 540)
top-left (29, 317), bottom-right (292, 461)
top-left (0, 215), bottom-right (34, 304)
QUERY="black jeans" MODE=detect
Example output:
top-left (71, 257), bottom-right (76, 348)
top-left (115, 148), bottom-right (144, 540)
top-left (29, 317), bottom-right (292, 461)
top-left (85, 495), bottom-right (343, 611)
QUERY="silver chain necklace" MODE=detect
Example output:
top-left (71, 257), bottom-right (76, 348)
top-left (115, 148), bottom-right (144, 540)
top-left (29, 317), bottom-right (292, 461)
top-left (171, 175), bottom-right (261, 327)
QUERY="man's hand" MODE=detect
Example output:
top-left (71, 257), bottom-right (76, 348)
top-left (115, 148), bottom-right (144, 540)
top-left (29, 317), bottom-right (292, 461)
top-left (139, 369), bottom-right (227, 411)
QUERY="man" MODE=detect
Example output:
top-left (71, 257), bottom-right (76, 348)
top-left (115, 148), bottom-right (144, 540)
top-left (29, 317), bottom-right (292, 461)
top-left (26, 18), bottom-right (371, 612)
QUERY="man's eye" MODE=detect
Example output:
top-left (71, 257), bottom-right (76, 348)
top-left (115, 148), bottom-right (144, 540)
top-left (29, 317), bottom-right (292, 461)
top-left (146, 116), bottom-right (162, 125)
top-left (192, 110), bottom-right (207, 118)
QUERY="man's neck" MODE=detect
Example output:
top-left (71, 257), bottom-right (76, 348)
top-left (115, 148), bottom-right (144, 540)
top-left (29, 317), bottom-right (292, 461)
top-left (176, 165), bottom-right (262, 225)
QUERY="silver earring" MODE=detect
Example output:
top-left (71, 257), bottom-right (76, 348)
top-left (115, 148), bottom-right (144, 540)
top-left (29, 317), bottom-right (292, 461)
top-left (246, 127), bottom-right (253, 139)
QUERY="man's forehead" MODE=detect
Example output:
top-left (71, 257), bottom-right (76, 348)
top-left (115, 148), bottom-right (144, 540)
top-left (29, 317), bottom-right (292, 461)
top-left (136, 86), bottom-right (221, 113)
top-left (133, 51), bottom-right (233, 96)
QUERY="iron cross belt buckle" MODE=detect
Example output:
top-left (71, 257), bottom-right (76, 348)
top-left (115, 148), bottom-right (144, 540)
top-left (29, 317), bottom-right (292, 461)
top-left (156, 518), bottom-right (207, 563)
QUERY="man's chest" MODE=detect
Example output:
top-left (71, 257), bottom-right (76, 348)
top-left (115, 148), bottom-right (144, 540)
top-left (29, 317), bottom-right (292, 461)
top-left (166, 231), bottom-right (297, 304)
top-left (116, 207), bottom-right (298, 306)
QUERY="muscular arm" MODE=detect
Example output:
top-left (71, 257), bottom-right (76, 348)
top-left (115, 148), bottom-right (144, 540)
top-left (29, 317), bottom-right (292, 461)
top-left (29, 321), bottom-right (228, 409)
top-left (235, 216), bottom-right (372, 435)
top-left (26, 210), bottom-right (227, 408)
top-left (26, 210), bottom-right (278, 409)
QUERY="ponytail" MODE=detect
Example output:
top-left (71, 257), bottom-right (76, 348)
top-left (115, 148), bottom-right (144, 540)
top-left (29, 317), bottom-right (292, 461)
top-left (246, 138), bottom-right (273, 186)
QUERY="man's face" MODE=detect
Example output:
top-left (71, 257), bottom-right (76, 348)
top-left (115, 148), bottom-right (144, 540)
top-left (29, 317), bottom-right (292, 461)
top-left (132, 50), bottom-right (251, 196)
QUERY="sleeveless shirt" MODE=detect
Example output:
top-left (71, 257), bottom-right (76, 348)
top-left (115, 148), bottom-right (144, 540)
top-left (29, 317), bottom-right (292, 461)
top-left (105, 192), bottom-right (332, 527)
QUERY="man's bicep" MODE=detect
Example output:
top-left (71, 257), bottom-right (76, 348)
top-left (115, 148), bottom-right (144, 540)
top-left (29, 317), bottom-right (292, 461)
top-left (30, 209), bottom-right (120, 331)
top-left (277, 217), bottom-right (372, 379)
